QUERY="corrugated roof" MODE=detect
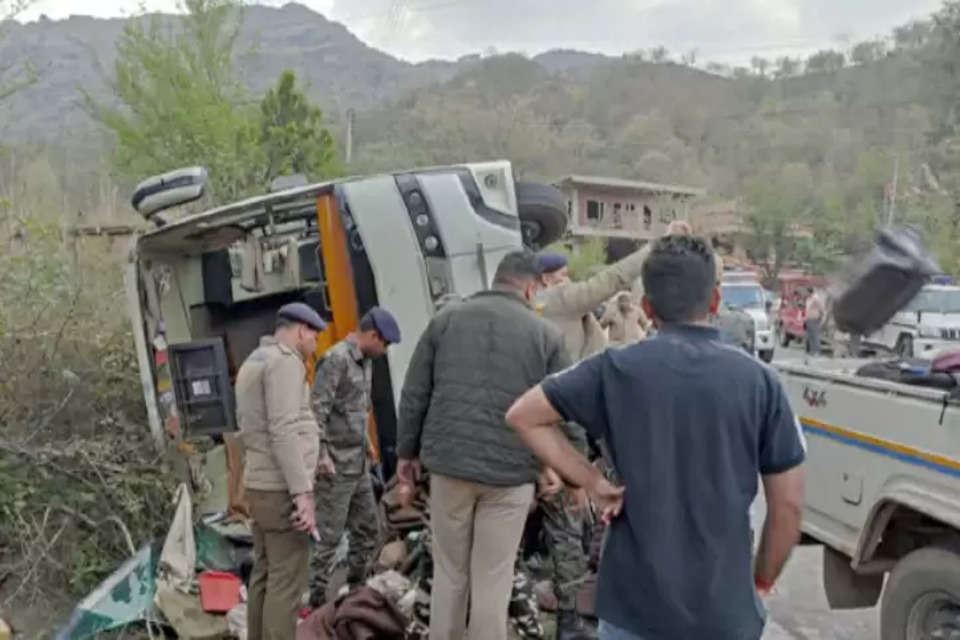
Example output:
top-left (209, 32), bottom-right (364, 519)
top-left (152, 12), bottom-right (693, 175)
top-left (557, 174), bottom-right (705, 197)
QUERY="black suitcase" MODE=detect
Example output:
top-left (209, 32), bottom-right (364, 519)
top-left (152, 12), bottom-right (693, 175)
top-left (831, 226), bottom-right (940, 335)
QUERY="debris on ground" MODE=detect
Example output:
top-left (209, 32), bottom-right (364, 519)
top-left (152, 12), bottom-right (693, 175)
top-left (297, 587), bottom-right (406, 640)
top-left (53, 544), bottom-right (160, 640)
top-left (51, 464), bottom-right (598, 639)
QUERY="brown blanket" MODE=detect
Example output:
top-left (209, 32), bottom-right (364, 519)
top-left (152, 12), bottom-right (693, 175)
top-left (297, 587), bottom-right (406, 640)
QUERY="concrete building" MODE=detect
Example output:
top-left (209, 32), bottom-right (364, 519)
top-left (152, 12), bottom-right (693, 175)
top-left (556, 174), bottom-right (705, 241)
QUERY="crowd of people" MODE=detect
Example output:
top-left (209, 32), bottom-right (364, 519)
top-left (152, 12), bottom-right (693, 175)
top-left (235, 222), bottom-right (807, 640)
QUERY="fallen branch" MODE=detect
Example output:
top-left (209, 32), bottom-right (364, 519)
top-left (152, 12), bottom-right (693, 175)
top-left (52, 505), bottom-right (137, 557)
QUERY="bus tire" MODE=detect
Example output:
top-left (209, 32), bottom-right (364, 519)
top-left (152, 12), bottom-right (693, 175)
top-left (516, 181), bottom-right (567, 249)
top-left (880, 547), bottom-right (960, 640)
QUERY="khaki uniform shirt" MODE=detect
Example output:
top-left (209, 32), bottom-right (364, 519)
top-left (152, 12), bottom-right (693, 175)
top-left (541, 247), bottom-right (652, 361)
top-left (601, 303), bottom-right (649, 346)
top-left (236, 336), bottom-right (319, 495)
top-left (312, 339), bottom-right (372, 476)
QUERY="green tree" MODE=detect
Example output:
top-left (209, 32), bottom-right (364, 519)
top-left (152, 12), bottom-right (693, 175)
top-left (773, 57), bottom-right (800, 79)
top-left (743, 163), bottom-right (817, 282)
top-left (925, 1), bottom-right (960, 141)
top-left (87, 0), bottom-right (260, 204)
top-left (851, 39), bottom-right (886, 65)
top-left (650, 46), bottom-right (669, 63)
top-left (258, 70), bottom-right (341, 187)
top-left (0, 0), bottom-right (36, 103)
top-left (894, 20), bottom-right (933, 50)
top-left (750, 56), bottom-right (770, 77)
top-left (805, 49), bottom-right (846, 74)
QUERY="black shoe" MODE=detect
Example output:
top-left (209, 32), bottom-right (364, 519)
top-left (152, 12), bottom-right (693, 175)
top-left (556, 609), bottom-right (597, 640)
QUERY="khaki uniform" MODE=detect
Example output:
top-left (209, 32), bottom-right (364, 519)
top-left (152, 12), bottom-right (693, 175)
top-left (308, 339), bottom-right (380, 606)
top-left (599, 299), bottom-right (649, 346)
top-left (236, 336), bottom-right (320, 640)
top-left (541, 248), bottom-right (651, 361)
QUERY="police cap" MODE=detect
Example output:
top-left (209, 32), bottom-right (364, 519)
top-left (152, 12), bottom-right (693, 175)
top-left (537, 252), bottom-right (568, 274)
top-left (367, 307), bottom-right (401, 344)
top-left (277, 302), bottom-right (326, 332)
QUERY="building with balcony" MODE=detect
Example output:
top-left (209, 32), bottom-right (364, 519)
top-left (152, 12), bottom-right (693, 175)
top-left (556, 174), bottom-right (705, 241)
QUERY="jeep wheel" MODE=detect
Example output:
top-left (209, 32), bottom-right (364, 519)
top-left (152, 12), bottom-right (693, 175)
top-left (759, 349), bottom-right (774, 364)
top-left (516, 181), bottom-right (567, 250)
top-left (880, 547), bottom-right (960, 640)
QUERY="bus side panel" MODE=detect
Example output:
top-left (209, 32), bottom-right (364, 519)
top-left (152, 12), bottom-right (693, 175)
top-left (340, 178), bottom-right (434, 409)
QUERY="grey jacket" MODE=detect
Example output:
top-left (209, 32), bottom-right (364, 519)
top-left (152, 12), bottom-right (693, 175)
top-left (236, 336), bottom-right (320, 495)
top-left (397, 290), bottom-right (584, 487)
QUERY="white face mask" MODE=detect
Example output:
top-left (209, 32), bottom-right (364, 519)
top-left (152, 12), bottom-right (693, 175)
top-left (533, 287), bottom-right (547, 305)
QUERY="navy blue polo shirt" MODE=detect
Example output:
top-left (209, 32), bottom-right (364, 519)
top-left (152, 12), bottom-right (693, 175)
top-left (542, 324), bottom-right (805, 640)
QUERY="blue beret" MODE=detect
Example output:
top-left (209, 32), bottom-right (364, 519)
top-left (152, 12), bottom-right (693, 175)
top-left (537, 253), bottom-right (568, 274)
top-left (368, 306), bottom-right (401, 344)
top-left (277, 302), bottom-right (326, 332)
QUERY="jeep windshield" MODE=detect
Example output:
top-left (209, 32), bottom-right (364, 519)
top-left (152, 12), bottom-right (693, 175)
top-left (721, 285), bottom-right (764, 309)
top-left (906, 289), bottom-right (960, 314)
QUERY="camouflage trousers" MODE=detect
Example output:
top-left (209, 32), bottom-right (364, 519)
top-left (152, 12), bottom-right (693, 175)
top-left (309, 472), bottom-right (380, 607)
top-left (541, 490), bottom-right (588, 611)
top-left (404, 529), bottom-right (543, 640)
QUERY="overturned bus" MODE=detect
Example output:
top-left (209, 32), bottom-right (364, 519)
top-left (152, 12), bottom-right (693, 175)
top-left (125, 161), bottom-right (567, 481)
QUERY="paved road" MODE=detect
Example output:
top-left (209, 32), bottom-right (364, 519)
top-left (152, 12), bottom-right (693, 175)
top-left (760, 346), bottom-right (880, 639)
top-left (760, 544), bottom-right (880, 639)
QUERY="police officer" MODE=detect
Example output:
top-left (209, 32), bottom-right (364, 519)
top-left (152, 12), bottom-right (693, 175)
top-left (237, 302), bottom-right (325, 640)
top-left (308, 307), bottom-right (402, 607)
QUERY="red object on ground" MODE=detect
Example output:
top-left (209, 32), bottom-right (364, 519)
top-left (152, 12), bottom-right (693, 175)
top-left (197, 571), bottom-right (242, 613)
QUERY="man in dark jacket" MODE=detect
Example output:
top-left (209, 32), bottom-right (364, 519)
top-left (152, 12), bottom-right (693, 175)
top-left (396, 250), bottom-right (585, 640)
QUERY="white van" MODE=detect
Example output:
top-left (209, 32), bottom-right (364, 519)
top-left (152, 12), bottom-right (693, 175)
top-left (866, 284), bottom-right (960, 358)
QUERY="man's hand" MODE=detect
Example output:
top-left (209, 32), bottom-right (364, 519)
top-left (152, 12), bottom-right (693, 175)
top-left (589, 476), bottom-right (625, 524)
top-left (316, 450), bottom-right (336, 478)
top-left (397, 457), bottom-right (422, 486)
top-left (537, 467), bottom-right (563, 498)
top-left (290, 492), bottom-right (316, 534)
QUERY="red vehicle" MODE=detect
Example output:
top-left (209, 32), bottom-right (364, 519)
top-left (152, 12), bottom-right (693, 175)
top-left (776, 273), bottom-right (827, 346)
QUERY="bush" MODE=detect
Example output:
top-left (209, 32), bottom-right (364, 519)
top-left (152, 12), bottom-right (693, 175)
top-left (0, 161), bottom-right (173, 626)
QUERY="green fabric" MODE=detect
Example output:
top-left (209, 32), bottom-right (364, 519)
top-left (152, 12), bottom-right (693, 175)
top-left (53, 544), bottom-right (159, 640)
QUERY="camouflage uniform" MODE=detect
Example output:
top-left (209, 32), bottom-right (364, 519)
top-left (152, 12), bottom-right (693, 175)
top-left (540, 492), bottom-right (588, 611)
top-left (404, 528), bottom-right (544, 640)
top-left (309, 338), bottom-right (380, 607)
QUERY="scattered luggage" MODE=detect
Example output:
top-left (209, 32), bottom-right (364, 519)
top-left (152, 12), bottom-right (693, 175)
top-left (831, 226), bottom-right (940, 335)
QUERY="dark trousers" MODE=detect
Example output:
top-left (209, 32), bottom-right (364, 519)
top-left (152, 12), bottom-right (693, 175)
top-left (805, 318), bottom-right (822, 355)
top-left (247, 489), bottom-right (310, 640)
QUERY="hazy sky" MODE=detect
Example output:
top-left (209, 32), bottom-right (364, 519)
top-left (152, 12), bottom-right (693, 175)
top-left (18, 0), bottom-right (944, 63)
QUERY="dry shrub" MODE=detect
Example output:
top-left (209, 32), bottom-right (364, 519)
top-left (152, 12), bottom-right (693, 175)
top-left (0, 159), bottom-right (174, 627)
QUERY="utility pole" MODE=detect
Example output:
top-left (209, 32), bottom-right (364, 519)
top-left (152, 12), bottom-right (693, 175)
top-left (345, 108), bottom-right (355, 166)
top-left (887, 155), bottom-right (899, 226)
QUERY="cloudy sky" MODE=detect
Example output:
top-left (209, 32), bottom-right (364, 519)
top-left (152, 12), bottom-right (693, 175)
top-left (18, 0), bottom-right (944, 63)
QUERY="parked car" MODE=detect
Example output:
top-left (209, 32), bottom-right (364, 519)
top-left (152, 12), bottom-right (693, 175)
top-left (865, 284), bottom-right (960, 358)
top-left (721, 278), bottom-right (775, 362)
top-left (716, 301), bottom-right (756, 356)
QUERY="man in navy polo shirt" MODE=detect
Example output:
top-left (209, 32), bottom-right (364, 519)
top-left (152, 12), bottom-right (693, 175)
top-left (506, 235), bottom-right (806, 640)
